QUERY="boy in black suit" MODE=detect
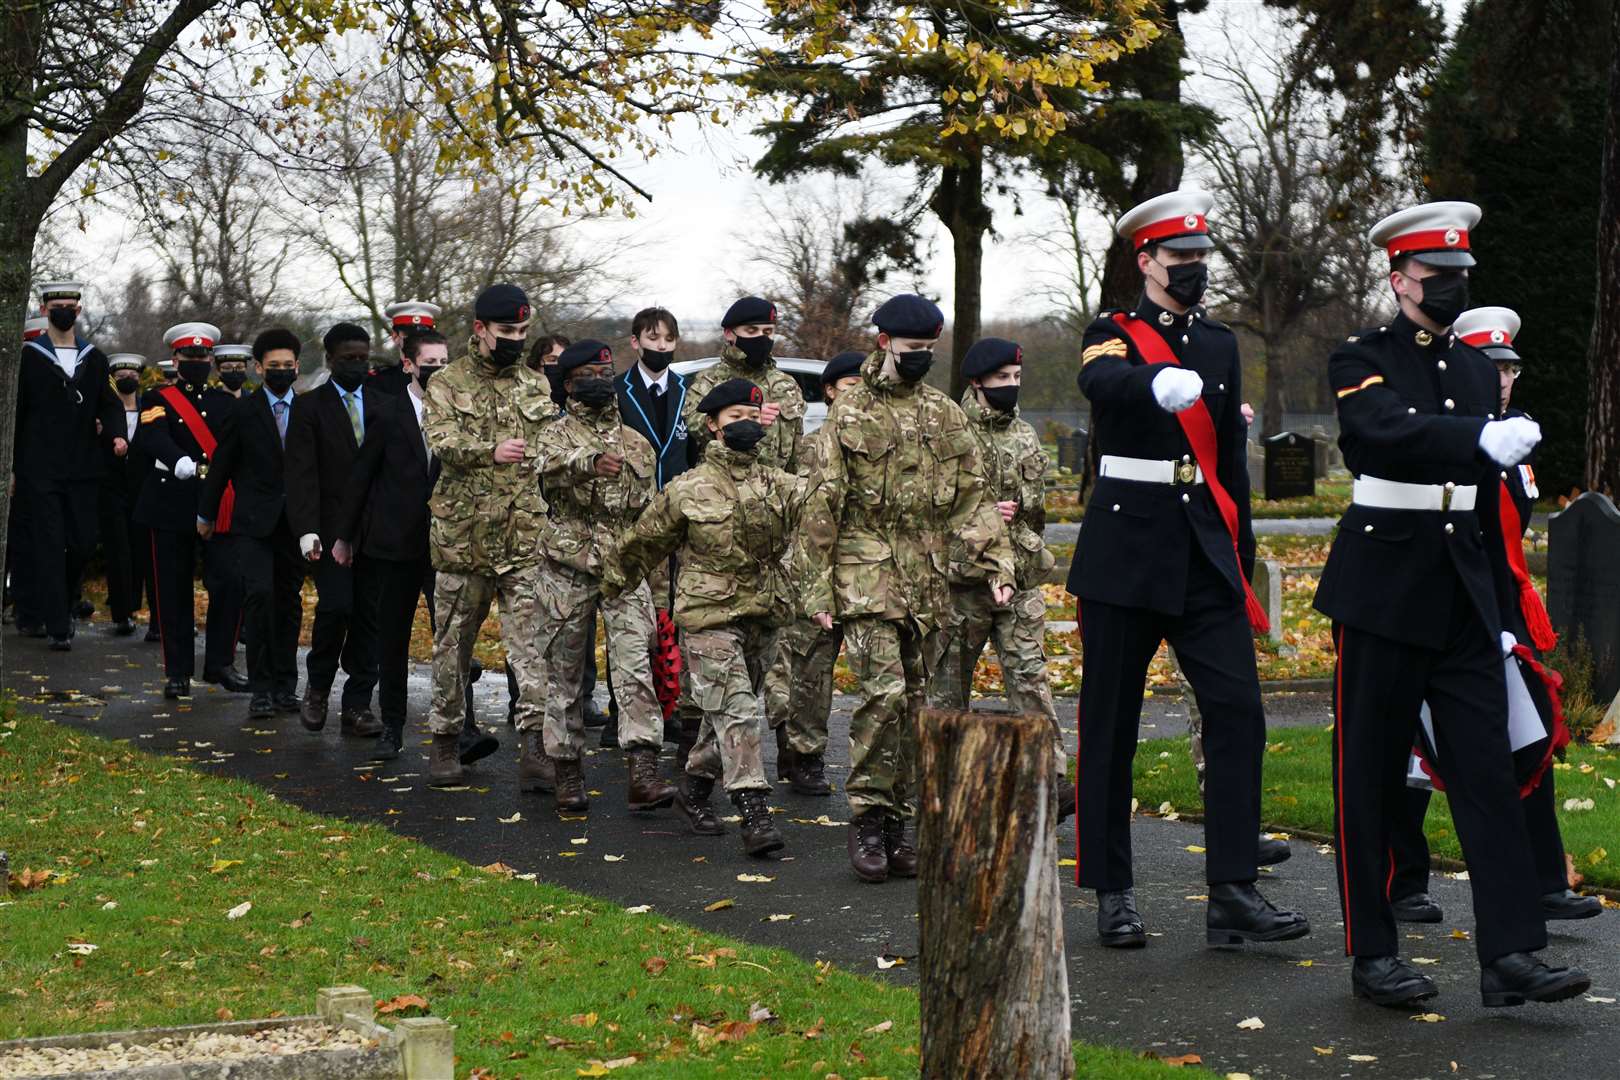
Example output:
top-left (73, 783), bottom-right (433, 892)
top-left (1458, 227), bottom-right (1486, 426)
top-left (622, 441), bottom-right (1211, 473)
top-left (284, 323), bottom-right (381, 736)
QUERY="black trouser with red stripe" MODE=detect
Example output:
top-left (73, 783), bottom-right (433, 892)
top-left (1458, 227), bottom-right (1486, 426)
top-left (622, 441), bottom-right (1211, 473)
top-left (149, 527), bottom-right (199, 679)
top-left (201, 535), bottom-right (244, 677)
top-left (1331, 591), bottom-right (1546, 965)
top-left (1075, 544), bottom-right (1265, 890)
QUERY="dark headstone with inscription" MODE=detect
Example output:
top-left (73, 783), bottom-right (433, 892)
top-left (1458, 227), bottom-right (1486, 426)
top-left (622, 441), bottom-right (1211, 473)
top-left (1547, 492), bottom-right (1620, 701)
top-left (1055, 429), bottom-right (1089, 474)
top-left (1263, 431), bottom-right (1316, 500)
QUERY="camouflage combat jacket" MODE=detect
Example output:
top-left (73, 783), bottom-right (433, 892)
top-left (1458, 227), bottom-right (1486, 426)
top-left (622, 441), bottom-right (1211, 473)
top-left (682, 344), bottom-right (804, 472)
top-left (603, 443), bottom-right (805, 632)
top-left (954, 390), bottom-right (1056, 591)
top-left (532, 402), bottom-right (657, 577)
top-left (801, 352), bottom-right (1015, 628)
top-left (786, 412), bottom-right (837, 615)
top-left (423, 349), bottom-right (558, 575)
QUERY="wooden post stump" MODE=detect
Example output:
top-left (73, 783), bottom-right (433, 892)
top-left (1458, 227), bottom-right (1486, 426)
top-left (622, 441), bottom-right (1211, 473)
top-left (917, 706), bottom-right (1071, 1079)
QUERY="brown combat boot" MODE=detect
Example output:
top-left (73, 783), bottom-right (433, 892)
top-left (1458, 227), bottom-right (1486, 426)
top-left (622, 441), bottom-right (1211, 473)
top-left (553, 757), bottom-right (589, 813)
top-left (774, 725), bottom-right (797, 782)
top-left (787, 752), bottom-right (833, 796)
top-left (883, 812), bottom-right (918, 878)
top-left (299, 685), bottom-right (329, 733)
top-left (626, 749), bottom-right (677, 811)
top-left (849, 808), bottom-right (889, 883)
top-left (340, 705), bottom-right (384, 737)
top-left (518, 730), bottom-right (554, 793)
top-left (428, 733), bottom-right (466, 787)
top-left (675, 774), bottom-right (724, 835)
top-left (732, 790), bottom-right (785, 857)
top-left (1056, 775), bottom-right (1076, 823)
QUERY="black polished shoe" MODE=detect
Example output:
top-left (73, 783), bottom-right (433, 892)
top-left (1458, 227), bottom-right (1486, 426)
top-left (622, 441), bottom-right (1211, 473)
top-left (112, 618), bottom-right (137, 637)
top-left (48, 636), bottom-right (72, 651)
top-left (370, 725), bottom-right (405, 762)
top-left (17, 621), bottom-right (48, 638)
top-left (1206, 881), bottom-right (1310, 945)
top-left (272, 690), bottom-right (301, 714)
top-left (1352, 955), bottom-right (1438, 1008)
top-left (1097, 889), bottom-right (1146, 948)
top-left (1481, 952), bottom-right (1591, 1007)
top-left (144, 623), bottom-right (161, 642)
top-left (202, 666), bottom-right (251, 693)
top-left (1257, 834), bottom-right (1291, 866)
top-left (458, 722), bottom-right (499, 766)
top-left (1542, 889), bottom-right (1603, 921)
top-left (248, 693), bottom-right (276, 719)
top-left (1391, 892), bottom-right (1444, 924)
top-left (163, 678), bottom-right (191, 700)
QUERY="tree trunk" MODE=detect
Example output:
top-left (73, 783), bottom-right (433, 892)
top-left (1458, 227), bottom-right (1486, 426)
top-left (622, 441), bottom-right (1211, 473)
top-left (1587, 0), bottom-right (1620, 498)
top-left (0, 117), bottom-right (42, 682)
top-left (917, 706), bottom-right (1071, 1080)
top-left (933, 151), bottom-right (990, 402)
top-left (1261, 328), bottom-right (1286, 439)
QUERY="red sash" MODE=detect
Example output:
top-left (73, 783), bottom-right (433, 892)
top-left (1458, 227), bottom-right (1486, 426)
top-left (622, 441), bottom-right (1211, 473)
top-left (158, 386), bottom-right (235, 534)
top-left (1496, 478), bottom-right (1557, 651)
top-left (1110, 314), bottom-right (1268, 633)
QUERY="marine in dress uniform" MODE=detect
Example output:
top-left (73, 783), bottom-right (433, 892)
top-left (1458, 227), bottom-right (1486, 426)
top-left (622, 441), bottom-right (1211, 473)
top-left (1067, 191), bottom-right (1309, 950)
top-left (372, 300), bottom-right (442, 396)
top-left (1315, 202), bottom-right (1590, 1009)
top-left (1384, 307), bottom-right (1603, 926)
top-left (98, 354), bottom-right (151, 636)
top-left (13, 282), bottom-right (123, 649)
top-left (132, 322), bottom-right (246, 697)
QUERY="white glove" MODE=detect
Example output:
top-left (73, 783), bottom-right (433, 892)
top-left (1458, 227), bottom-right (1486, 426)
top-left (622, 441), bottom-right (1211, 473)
top-left (299, 533), bottom-right (321, 559)
top-left (1151, 368), bottom-right (1204, 413)
top-left (1501, 631), bottom-right (1518, 659)
top-left (1478, 417), bottom-right (1541, 466)
top-left (174, 456), bottom-right (197, 480)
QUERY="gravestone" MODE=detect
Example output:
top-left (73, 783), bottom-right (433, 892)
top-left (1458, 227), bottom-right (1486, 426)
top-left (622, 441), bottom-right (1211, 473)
top-left (1246, 439), bottom-right (1265, 489)
top-left (1250, 559), bottom-right (1284, 645)
top-left (1055, 429), bottom-right (1089, 474)
top-left (1547, 492), bottom-right (1620, 702)
top-left (1263, 431), bottom-right (1316, 500)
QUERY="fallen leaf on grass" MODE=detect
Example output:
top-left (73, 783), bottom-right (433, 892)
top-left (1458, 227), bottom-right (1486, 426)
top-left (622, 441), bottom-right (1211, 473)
top-left (480, 862), bottom-right (517, 878)
top-left (864, 1020), bottom-right (893, 1034)
top-left (1236, 1016), bottom-right (1264, 1030)
top-left (750, 1003), bottom-right (779, 1024)
top-left (875, 956), bottom-right (905, 970)
top-left (803, 1017), bottom-right (825, 1039)
top-left (66, 942), bottom-right (98, 956)
top-left (377, 994), bottom-right (429, 1015)
top-left (642, 957), bottom-right (668, 976)
top-left (1162, 1053), bottom-right (1202, 1067)
top-left (225, 901), bottom-right (252, 921)
top-left (624, 905), bottom-right (652, 914)
top-left (703, 899), bottom-right (734, 912)
top-left (208, 859), bottom-right (242, 874)
top-left (737, 873), bottom-right (775, 883)
top-left (569, 1012), bottom-right (598, 1028)
top-left (1587, 847), bottom-right (1608, 867)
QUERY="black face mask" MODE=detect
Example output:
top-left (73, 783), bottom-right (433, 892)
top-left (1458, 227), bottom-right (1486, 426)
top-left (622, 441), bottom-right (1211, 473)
top-left (179, 360), bottom-right (213, 387)
top-left (114, 375), bottom-right (141, 395)
top-left (1161, 261), bottom-right (1209, 308)
top-left (720, 418), bottom-right (767, 453)
top-left (262, 369), bottom-right (298, 395)
top-left (570, 377), bottom-right (617, 409)
top-left (980, 384), bottom-right (1020, 413)
top-left (640, 347), bottom-right (674, 373)
top-left (48, 307), bottom-right (77, 331)
top-left (488, 336), bottom-right (525, 368)
top-left (1415, 271), bottom-right (1470, 328)
top-left (735, 335), bottom-right (773, 368)
top-left (894, 349), bottom-right (933, 381)
top-left (219, 370), bottom-right (248, 391)
top-left (329, 360), bottom-right (367, 392)
top-left (415, 365), bottom-right (442, 390)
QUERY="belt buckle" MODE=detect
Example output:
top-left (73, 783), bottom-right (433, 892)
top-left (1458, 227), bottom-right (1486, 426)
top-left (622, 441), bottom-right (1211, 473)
top-left (1440, 484), bottom-right (1453, 512)
top-left (1176, 462), bottom-right (1196, 484)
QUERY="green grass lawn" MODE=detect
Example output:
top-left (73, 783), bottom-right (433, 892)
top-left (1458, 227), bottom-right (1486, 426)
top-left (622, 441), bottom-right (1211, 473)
top-left (0, 706), bottom-right (1188, 1079)
top-left (1132, 725), bottom-right (1620, 893)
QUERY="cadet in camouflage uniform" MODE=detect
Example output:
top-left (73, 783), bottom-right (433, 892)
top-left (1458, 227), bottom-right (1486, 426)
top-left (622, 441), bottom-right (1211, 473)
top-left (766, 350), bottom-right (866, 796)
top-left (927, 338), bottom-right (1074, 822)
top-left (604, 378), bottom-right (802, 858)
top-left (802, 295), bottom-right (1016, 883)
top-left (531, 339), bottom-right (678, 815)
top-left (422, 283), bottom-right (557, 788)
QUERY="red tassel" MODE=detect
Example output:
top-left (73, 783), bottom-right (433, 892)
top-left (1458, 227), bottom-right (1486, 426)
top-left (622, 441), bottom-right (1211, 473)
top-left (1517, 581), bottom-right (1559, 652)
top-left (1245, 586), bottom-right (1270, 635)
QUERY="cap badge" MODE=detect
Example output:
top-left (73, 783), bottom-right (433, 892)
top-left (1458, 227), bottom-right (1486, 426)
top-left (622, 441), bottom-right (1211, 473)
top-left (1490, 329), bottom-right (1506, 343)
top-left (1183, 214), bottom-right (1199, 229)
top-left (517, 303), bottom-right (531, 320)
top-left (750, 387), bottom-right (763, 405)
top-left (1444, 228), bottom-right (1460, 246)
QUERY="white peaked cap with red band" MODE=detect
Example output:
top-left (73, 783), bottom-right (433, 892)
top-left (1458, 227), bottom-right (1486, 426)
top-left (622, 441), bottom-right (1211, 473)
top-left (23, 316), bottom-right (48, 339)
top-left (384, 300), bottom-right (442, 328)
top-left (1453, 306), bottom-right (1521, 362)
top-left (36, 281), bottom-right (85, 302)
top-left (1368, 201), bottom-right (1481, 268)
top-left (1115, 189), bottom-right (1215, 251)
top-left (163, 322), bottom-right (221, 350)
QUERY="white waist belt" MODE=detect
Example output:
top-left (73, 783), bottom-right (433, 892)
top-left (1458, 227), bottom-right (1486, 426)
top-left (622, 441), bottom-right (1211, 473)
top-left (1352, 475), bottom-right (1477, 512)
top-left (1099, 455), bottom-right (1204, 485)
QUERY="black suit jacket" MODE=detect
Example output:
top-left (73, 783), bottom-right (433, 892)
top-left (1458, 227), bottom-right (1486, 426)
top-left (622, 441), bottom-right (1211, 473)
top-left (132, 384), bottom-right (237, 531)
top-left (337, 390), bottom-right (436, 561)
top-left (284, 381), bottom-right (369, 544)
top-left (15, 337), bottom-right (121, 490)
top-left (1065, 295), bottom-right (1254, 615)
top-left (99, 406), bottom-right (149, 509)
top-left (366, 364), bottom-right (412, 396)
top-left (200, 389), bottom-right (292, 539)
top-left (617, 366), bottom-right (689, 491)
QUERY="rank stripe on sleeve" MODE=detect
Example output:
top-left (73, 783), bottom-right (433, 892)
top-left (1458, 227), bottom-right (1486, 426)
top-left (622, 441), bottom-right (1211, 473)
top-left (1081, 339), bottom-right (1128, 367)
top-left (140, 406), bottom-right (166, 423)
top-left (1334, 374), bottom-right (1384, 399)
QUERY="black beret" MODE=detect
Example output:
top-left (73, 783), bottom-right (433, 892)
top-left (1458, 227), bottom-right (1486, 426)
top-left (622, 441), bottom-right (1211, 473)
top-left (872, 293), bottom-right (944, 337)
top-left (721, 296), bottom-right (776, 329)
top-left (697, 377), bottom-right (764, 415)
top-left (323, 322), bottom-right (370, 352)
top-left (558, 339), bottom-right (613, 373)
top-left (821, 350), bottom-right (866, 385)
top-left (961, 337), bottom-right (1022, 380)
top-left (252, 327), bottom-right (302, 361)
top-left (475, 282), bottom-right (532, 324)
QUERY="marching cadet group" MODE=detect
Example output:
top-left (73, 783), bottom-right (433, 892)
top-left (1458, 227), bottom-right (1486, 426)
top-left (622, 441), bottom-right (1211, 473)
top-left (7, 187), bottom-right (1601, 1011)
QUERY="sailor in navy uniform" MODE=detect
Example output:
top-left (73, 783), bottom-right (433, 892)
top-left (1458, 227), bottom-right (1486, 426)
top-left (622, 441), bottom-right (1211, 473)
top-left (1067, 190), bottom-right (1308, 951)
top-left (1315, 203), bottom-right (1591, 1009)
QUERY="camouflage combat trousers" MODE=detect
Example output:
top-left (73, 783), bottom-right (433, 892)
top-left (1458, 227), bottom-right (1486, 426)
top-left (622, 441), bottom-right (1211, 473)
top-left (684, 620), bottom-right (776, 793)
top-left (766, 617), bottom-right (840, 757)
top-left (843, 616), bottom-right (937, 818)
top-left (428, 563), bottom-right (547, 736)
top-left (535, 559), bottom-right (663, 760)
top-left (929, 583), bottom-right (1066, 776)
